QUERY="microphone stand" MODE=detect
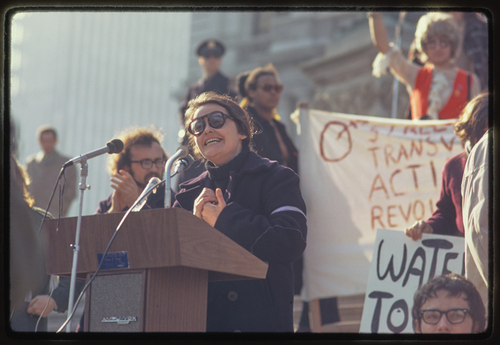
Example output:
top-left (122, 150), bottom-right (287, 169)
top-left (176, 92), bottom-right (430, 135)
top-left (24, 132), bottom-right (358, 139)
top-left (65, 159), bottom-right (90, 332)
top-left (164, 149), bottom-right (186, 208)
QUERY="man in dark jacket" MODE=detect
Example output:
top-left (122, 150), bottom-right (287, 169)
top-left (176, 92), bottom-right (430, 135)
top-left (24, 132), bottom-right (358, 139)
top-left (179, 39), bottom-right (237, 125)
top-left (242, 64), bottom-right (298, 174)
top-left (242, 64), bottom-right (318, 331)
top-left (77, 127), bottom-right (168, 332)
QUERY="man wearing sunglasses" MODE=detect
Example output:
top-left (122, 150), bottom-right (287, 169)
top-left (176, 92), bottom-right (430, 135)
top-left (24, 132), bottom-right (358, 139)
top-left (411, 273), bottom-right (486, 333)
top-left (242, 63), bottom-right (298, 174)
top-left (95, 127), bottom-right (169, 214)
top-left (241, 63), bottom-right (308, 330)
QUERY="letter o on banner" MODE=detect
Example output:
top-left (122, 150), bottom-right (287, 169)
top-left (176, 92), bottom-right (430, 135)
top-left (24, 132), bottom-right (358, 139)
top-left (387, 299), bottom-right (408, 333)
top-left (320, 121), bottom-right (352, 162)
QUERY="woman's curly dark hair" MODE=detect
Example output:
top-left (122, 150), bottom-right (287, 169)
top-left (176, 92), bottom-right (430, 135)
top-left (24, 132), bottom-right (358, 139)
top-left (184, 92), bottom-right (256, 161)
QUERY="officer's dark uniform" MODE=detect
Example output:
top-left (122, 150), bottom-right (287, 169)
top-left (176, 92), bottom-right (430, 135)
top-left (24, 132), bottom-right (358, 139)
top-left (177, 39), bottom-right (237, 185)
top-left (178, 39), bottom-right (237, 125)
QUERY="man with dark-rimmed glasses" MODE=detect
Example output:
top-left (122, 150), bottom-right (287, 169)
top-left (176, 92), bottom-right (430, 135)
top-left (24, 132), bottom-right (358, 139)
top-left (241, 63), bottom-right (306, 330)
top-left (96, 126), bottom-right (169, 214)
top-left (412, 273), bottom-right (486, 333)
top-left (76, 126), bottom-right (169, 331)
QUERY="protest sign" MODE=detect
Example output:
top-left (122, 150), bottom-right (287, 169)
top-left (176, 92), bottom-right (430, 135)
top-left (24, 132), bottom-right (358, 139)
top-left (298, 110), bottom-right (463, 300)
top-left (359, 228), bottom-right (464, 334)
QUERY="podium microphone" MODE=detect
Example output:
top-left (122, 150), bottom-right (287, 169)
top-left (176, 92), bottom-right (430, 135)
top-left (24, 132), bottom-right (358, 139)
top-left (171, 154), bottom-right (193, 177)
top-left (63, 139), bottom-right (124, 167)
top-left (130, 177), bottom-right (163, 212)
top-left (165, 146), bottom-right (189, 208)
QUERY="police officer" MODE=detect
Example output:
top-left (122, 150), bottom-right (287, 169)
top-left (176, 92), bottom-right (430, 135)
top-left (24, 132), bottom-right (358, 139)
top-left (177, 39), bottom-right (237, 185)
top-left (179, 39), bottom-right (237, 126)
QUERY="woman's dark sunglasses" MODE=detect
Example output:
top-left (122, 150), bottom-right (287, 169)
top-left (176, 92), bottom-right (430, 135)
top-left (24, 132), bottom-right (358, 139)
top-left (259, 84), bottom-right (283, 93)
top-left (188, 111), bottom-right (233, 137)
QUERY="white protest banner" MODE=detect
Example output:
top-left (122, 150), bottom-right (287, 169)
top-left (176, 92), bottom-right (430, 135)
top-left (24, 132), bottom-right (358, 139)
top-left (298, 110), bottom-right (463, 301)
top-left (359, 228), bottom-right (464, 334)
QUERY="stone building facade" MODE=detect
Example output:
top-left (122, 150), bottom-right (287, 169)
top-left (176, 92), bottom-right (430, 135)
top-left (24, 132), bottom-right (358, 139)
top-left (178, 11), bottom-right (424, 144)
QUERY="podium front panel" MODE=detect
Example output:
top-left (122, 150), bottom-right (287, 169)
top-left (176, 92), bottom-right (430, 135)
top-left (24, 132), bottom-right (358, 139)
top-left (87, 271), bottom-right (145, 332)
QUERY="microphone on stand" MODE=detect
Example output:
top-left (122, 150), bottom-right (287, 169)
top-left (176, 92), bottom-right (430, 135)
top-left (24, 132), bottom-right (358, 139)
top-left (171, 154), bottom-right (193, 178)
top-left (61, 138), bottom-right (123, 333)
top-left (130, 177), bottom-right (163, 212)
top-left (63, 139), bottom-right (124, 167)
top-left (164, 146), bottom-right (189, 208)
top-left (173, 146), bottom-right (189, 160)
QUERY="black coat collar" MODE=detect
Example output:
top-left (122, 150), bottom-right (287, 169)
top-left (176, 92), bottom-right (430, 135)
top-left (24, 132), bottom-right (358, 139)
top-left (175, 152), bottom-right (276, 210)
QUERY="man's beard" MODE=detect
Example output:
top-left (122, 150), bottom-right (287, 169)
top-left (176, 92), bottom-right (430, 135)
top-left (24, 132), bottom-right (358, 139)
top-left (133, 171), bottom-right (162, 190)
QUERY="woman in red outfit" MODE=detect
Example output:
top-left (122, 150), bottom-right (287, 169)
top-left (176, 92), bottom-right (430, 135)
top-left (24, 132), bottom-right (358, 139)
top-left (368, 12), bottom-right (481, 120)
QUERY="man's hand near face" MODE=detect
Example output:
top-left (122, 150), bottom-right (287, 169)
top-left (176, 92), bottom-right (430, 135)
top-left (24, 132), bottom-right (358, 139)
top-left (107, 170), bottom-right (141, 213)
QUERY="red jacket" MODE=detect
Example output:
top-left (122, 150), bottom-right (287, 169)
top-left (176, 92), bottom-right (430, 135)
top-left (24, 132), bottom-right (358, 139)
top-left (411, 66), bottom-right (472, 120)
top-left (426, 152), bottom-right (467, 237)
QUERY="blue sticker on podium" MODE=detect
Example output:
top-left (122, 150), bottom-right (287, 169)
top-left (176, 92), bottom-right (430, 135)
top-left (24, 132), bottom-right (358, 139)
top-left (97, 251), bottom-right (129, 270)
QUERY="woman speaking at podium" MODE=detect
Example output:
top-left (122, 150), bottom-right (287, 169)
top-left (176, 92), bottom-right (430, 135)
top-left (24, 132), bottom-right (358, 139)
top-left (174, 92), bottom-right (307, 332)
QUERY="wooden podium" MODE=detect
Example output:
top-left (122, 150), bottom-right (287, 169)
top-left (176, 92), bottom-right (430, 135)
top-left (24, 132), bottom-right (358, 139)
top-left (42, 208), bottom-right (268, 332)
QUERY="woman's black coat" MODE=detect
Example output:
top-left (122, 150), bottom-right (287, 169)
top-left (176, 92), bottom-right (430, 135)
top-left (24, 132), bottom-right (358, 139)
top-left (174, 152), bottom-right (307, 332)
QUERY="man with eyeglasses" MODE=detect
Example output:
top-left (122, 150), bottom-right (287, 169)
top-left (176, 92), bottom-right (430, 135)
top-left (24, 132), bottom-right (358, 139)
top-left (95, 126), bottom-right (169, 214)
top-left (411, 273), bottom-right (486, 333)
top-left (242, 63), bottom-right (298, 174)
top-left (240, 63), bottom-right (306, 330)
top-left (76, 127), bottom-right (169, 331)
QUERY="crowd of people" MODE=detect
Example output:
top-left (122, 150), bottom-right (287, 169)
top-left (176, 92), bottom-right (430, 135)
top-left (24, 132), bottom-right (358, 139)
top-left (9, 11), bottom-right (491, 335)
